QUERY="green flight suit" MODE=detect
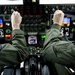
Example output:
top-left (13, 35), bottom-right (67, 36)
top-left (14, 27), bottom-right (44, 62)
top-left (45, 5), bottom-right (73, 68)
top-left (42, 24), bottom-right (75, 68)
top-left (0, 29), bottom-right (29, 70)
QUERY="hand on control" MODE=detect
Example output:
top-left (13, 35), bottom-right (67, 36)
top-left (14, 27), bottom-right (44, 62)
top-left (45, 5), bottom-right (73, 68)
top-left (53, 10), bottom-right (64, 25)
top-left (11, 11), bottom-right (22, 30)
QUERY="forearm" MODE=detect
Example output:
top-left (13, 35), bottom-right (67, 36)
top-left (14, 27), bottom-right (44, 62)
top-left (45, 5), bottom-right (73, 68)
top-left (44, 24), bottom-right (62, 48)
top-left (0, 29), bottom-right (29, 67)
top-left (12, 29), bottom-right (29, 61)
top-left (53, 40), bottom-right (75, 67)
top-left (12, 29), bottom-right (26, 48)
top-left (43, 24), bottom-right (75, 68)
top-left (0, 11), bottom-right (29, 68)
top-left (0, 48), bottom-right (19, 66)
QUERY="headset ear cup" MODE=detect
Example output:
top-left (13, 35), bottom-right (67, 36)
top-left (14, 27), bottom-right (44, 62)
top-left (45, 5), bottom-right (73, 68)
top-left (42, 65), bottom-right (50, 75)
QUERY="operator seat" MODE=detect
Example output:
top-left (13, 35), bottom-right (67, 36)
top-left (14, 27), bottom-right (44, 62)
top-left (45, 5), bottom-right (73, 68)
top-left (1, 55), bottom-right (50, 75)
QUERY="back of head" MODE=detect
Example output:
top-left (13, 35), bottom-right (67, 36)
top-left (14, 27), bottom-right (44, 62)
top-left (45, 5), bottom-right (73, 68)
top-left (53, 10), bottom-right (64, 25)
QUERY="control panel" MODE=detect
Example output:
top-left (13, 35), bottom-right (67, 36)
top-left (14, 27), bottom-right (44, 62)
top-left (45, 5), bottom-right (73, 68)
top-left (1, 1), bottom-right (75, 75)
top-left (1, 1), bottom-right (75, 50)
top-left (43, 4), bottom-right (75, 43)
top-left (0, 5), bottom-right (24, 43)
top-left (21, 1), bottom-right (50, 53)
top-left (22, 3), bottom-right (75, 53)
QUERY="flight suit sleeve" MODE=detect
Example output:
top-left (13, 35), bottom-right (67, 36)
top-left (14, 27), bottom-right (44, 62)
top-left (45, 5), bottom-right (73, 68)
top-left (42, 24), bottom-right (75, 68)
top-left (0, 29), bottom-right (29, 67)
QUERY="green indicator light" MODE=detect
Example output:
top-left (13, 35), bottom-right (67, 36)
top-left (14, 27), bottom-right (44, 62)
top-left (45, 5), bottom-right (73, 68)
top-left (6, 29), bottom-right (11, 34)
top-left (41, 35), bottom-right (46, 39)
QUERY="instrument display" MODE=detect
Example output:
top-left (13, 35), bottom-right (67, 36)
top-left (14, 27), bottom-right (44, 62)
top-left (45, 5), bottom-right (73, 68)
top-left (61, 17), bottom-right (71, 27)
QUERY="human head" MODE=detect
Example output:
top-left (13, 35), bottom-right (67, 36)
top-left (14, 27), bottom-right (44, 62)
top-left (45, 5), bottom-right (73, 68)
top-left (53, 10), bottom-right (64, 25)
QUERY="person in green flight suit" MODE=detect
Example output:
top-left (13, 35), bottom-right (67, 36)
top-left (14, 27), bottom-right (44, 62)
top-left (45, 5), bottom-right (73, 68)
top-left (42, 10), bottom-right (75, 68)
top-left (0, 11), bottom-right (29, 71)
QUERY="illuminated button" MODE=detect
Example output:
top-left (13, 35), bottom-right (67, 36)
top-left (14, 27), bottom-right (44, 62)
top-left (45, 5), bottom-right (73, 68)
top-left (41, 35), bottom-right (46, 39)
top-left (6, 23), bottom-right (10, 26)
top-left (6, 29), bottom-right (11, 34)
top-left (5, 34), bottom-right (12, 38)
top-left (32, 0), bottom-right (36, 2)
top-left (38, 50), bottom-right (40, 53)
